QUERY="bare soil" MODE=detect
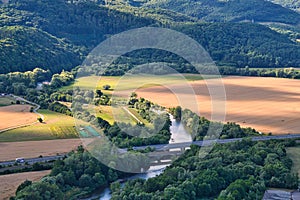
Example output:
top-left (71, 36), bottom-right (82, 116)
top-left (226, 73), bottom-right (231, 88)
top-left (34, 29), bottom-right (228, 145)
top-left (136, 76), bottom-right (300, 134)
top-left (0, 105), bottom-right (37, 131)
top-left (0, 139), bottom-right (82, 161)
top-left (0, 170), bottom-right (50, 200)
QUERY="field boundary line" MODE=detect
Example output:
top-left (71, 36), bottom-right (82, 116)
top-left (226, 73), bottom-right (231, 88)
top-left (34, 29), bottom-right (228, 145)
top-left (0, 95), bottom-right (44, 133)
top-left (122, 107), bottom-right (143, 124)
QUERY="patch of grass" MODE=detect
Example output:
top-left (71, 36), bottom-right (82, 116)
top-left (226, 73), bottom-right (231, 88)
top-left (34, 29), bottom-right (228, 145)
top-left (286, 145), bottom-right (300, 175)
top-left (0, 97), bottom-right (14, 107)
top-left (127, 108), bottom-right (151, 126)
top-left (96, 105), bottom-right (114, 124)
top-left (60, 74), bottom-right (213, 93)
top-left (95, 105), bottom-right (148, 125)
top-left (0, 110), bottom-right (78, 142)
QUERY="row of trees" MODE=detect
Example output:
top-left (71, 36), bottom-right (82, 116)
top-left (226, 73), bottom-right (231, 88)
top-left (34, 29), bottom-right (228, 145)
top-left (220, 66), bottom-right (300, 79)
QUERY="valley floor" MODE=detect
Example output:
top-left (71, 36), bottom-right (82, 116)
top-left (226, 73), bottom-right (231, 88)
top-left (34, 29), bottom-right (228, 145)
top-left (136, 76), bottom-right (300, 134)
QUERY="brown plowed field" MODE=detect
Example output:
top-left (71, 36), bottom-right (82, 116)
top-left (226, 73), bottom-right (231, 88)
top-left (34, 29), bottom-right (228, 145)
top-left (0, 105), bottom-right (37, 131)
top-left (0, 170), bottom-right (50, 200)
top-left (136, 76), bottom-right (300, 134)
top-left (0, 139), bottom-right (81, 161)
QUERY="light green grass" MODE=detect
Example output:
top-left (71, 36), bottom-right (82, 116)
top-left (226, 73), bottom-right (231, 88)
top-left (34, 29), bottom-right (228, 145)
top-left (96, 105), bottom-right (149, 125)
top-left (96, 106), bottom-right (132, 125)
top-left (0, 97), bottom-right (15, 107)
top-left (60, 74), bottom-right (213, 92)
top-left (127, 108), bottom-right (151, 126)
top-left (0, 110), bottom-right (78, 142)
top-left (96, 105), bottom-right (114, 124)
top-left (286, 145), bottom-right (300, 175)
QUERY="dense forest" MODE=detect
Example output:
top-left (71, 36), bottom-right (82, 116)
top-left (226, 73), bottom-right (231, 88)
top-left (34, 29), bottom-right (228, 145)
top-left (11, 146), bottom-right (129, 199)
top-left (110, 140), bottom-right (298, 199)
top-left (0, 0), bottom-right (155, 73)
top-left (0, 26), bottom-right (80, 73)
top-left (269, 0), bottom-right (300, 12)
top-left (12, 139), bottom-right (299, 199)
top-left (110, 23), bottom-right (300, 73)
top-left (0, 0), bottom-right (300, 74)
top-left (143, 0), bottom-right (300, 24)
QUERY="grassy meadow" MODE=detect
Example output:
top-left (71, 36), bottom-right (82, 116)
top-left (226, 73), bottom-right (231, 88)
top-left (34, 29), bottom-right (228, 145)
top-left (0, 97), bottom-right (15, 107)
top-left (61, 74), bottom-right (207, 93)
top-left (286, 145), bottom-right (300, 175)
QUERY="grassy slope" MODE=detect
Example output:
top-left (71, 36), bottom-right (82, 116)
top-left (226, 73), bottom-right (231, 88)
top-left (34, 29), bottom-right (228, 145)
top-left (64, 74), bottom-right (205, 91)
top-left (286, 145), bottom-right (300, 175)
top-left (0, 97), bottom-right (15, 107)
top-left (0, 110), bottom-right (78, 142)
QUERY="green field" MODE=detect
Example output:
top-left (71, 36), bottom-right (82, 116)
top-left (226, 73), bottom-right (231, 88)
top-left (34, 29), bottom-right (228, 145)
top-left (127, 108), bottom-right (152, 126)
top-left (61, 74), bottom-right (210, 92)
top-left (96, 105), bottom-right (115, 124)
top-left (96, 105), bottom-right (147, 125)
top-left (0, 110), bottom-right (78, 142)
top-left (0, 97), bottom-right (15, 107)
top-left (287, 145), bottom-right (300, 175)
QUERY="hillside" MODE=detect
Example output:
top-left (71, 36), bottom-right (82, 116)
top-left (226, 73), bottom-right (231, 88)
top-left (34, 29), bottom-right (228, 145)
top-left (144, 0), bottom-right (300, 25)
top-left (0, 0), bottom-right (155, 74)
top-left (0, 0), bottom-right (300, 74)
top-left (2, 0), bottom-right (157, 46)
top-left (269, 0), bottom-right (300, 12)
top-left (108, 22), bottom-right (300, 75)
top-left (0, 26), bottom-right (80, 74)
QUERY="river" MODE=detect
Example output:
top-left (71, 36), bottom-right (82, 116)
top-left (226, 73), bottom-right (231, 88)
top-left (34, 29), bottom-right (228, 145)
top-left (83, 115), bottom-right (191, 200)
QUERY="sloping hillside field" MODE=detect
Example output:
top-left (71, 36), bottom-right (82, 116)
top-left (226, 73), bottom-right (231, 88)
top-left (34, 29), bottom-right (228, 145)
top-left (0, 105), bottom-right (37, 131)
top-left (0, 170), bottom-right (50, 200)
top-left (136, 76), bottom-right (300, 134)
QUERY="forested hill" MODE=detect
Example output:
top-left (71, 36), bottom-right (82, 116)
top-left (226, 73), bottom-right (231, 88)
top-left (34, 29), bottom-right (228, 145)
top-left (2, 0), bottom-right (155, 46)
top-left (175, 23), bottom-right (300, 68)
top-left (0, 0), bottom-right (156, 74)
top-left (0, 0), bottom-right (300, 74)
top-left (0, 26), bottom-right (80, 73)
top-left (269, 0), bottom-right (300, 12)
top-left (143, 0), bottom-right (300, 25)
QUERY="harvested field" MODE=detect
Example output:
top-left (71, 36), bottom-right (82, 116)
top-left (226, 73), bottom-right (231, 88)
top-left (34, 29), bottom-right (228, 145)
top-left (0, 110), bottom-right (78, 142)
top-left (0, 105), bottom-right (37, 131)
top-left (136, 76), bottom-right (300, 134)
top-left (0, 170), bottom-right (50, 200)
top-left (0, 139), bottom-right (81, 161)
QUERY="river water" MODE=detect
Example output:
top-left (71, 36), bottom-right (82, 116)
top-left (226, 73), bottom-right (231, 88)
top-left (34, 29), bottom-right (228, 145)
top-left (84, 115), bottom-right (192, 200)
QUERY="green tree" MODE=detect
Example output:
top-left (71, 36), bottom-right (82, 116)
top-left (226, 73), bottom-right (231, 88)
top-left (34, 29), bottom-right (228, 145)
top-left (103, 85), bottom-right (111, 90)
top-left (37, 117), bottom-right (43, 123)
top-left (173, 106), bottom-right (182, 120)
